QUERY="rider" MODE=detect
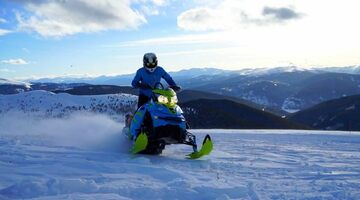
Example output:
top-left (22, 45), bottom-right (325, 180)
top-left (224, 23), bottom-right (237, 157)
top-left (131, 52), bottom-right (181, 108)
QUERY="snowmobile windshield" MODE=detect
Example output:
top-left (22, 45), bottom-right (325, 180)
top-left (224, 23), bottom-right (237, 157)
top-left (153, 88), bottom-right (178, 108)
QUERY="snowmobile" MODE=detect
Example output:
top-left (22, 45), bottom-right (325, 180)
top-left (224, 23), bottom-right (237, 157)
top-left (122, 84), bottom-right (213, 159)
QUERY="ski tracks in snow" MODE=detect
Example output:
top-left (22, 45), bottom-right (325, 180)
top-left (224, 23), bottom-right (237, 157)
top-left (0, 129), bottom-right (360, 199)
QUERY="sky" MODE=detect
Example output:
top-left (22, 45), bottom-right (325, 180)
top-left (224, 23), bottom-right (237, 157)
top-left (0, 0), bottom-right (360, 80)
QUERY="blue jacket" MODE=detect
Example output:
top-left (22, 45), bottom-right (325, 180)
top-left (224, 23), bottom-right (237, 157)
top-left (131, 66), bottom-right (176, 97)
top-left (130, 100), bottom-right (186, 139)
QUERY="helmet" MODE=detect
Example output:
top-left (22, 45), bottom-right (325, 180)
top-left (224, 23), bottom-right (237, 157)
top-left (143, 52), bottom-right (158, 72)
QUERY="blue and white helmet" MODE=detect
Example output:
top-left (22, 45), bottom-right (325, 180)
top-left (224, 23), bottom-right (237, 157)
top-left (143, 52), bottom-right (158, 72)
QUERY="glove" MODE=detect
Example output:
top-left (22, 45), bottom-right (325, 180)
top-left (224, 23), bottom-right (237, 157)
top-left (170, 85), bottom-right (182, 92)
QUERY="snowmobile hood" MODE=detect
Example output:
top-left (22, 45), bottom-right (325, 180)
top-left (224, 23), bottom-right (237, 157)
top-left (152, 88), bottom-right (176, 97)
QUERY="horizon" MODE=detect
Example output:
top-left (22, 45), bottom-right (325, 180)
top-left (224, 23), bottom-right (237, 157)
top-left (2, 64), bottom-right (360, 82)
top-left (1, 0), bottom-right (360, 80)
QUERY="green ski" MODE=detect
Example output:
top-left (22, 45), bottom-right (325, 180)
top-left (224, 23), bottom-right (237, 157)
top-left (131, 132), bottom-right (148, 154)
top-left (187, 134), bottom-right (213, 159)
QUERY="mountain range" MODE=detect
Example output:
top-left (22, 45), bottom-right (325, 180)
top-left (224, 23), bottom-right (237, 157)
top-left (2, 65), bottom-right (360, 130)
top-left (18, 65), bottom-right (359, 112)
top-left (289, 94), bottom-right (360, 131)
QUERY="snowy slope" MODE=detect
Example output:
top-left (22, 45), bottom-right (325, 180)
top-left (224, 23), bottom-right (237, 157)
top-left (0, 90), bottom-right (359, 199)
top-left (0, 90), bottom-right (137, 120)
top-left (0, 112), bottom-right (359, 199)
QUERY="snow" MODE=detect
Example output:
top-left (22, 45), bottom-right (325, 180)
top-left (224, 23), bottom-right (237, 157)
top-left (1, 91), bottom-right (360, 199)
top-left (241, 91), bottom-right (270, 106)
top-left (282, 97), bottom-right (303, 113)
top-left (0, 113), bottom-right (360, 199)
top-left (236, 66), bottom-right (306, 76)
top-left (346, 105), bottom-right (356, 111)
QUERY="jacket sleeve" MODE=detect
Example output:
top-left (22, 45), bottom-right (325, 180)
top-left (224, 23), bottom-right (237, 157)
top-left (161, 67), bottom-right (177, 86)
top-left (129, 106), bottom-right (146, 140)
top-left (131, 69), bottom-right (142, 88)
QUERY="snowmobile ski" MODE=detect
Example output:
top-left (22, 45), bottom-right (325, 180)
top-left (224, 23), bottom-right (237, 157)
top-left (131, 132), bottom-right (148, 154)
top-left (187, 134), bottom-right (213, 159)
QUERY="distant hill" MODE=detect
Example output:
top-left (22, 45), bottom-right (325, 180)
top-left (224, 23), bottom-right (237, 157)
top-left (0, 78), bottom-right (32, 94)
top-left (178, 89), bottom-right (286, 116)
top-left (0, 78), bottom-right (88, 95)
top-left (53, 85), bottom-right (138, 96)
top-left (0, 90), bottom-right (137, 120)
top-left (180, 99), bottom-right (307, 129)
top-left (289, 94), bottom-right (360, 131)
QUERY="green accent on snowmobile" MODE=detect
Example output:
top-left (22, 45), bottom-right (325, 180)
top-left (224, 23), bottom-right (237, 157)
top-left (187, 134), bottom-right (213, 159)
top-left (153, 88), bottom-right (176, 97)
top-left (131, 132), bottom-right (148, 154)
top-left (153, 88), bottom-right (178, 110)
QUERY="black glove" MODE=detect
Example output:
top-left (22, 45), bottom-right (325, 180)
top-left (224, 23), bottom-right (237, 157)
top-left (170, 85), bottom-right (182, 92)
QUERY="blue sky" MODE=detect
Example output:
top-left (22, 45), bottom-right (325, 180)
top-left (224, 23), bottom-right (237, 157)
top-left (1, 0), bottom-right (360, 80)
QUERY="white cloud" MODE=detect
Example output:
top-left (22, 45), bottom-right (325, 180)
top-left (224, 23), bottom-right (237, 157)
top-left (177, 0), bottom-right (304, 31)
top-left (0, 28), bottom-right (12, 36)
top-left (0, 18), bottom-right (7, 23)
top-left (1, 58), bottom-right (29, 65)
top-left (14, 0), bottom-right (148, 37)
top-left (136, 0), bottom-right (168, 16)
top-left (105, 32), bottom-right (233, 47)
top-left (178, 7), bottom-right (227, 31)
top-left (0, 68), bottom-right (15, 73)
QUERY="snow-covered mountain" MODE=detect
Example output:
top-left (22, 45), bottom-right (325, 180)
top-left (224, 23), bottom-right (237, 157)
top-left (5, 65), bottom-right (360, 113)
top-left (0, 90), bottom-right (137, 120)
top-left (0, 78), bottom-right (31, 87)
top-left (0, 78), bottom-right (32, 94)
top-left (314, 65), bottom-right (360, 74)
top-left (21, 65), bottom-right (360, 85)
top-left (234, 66), bottom-right (307, 76)
top-left (170, 67), bottom-right (231, 77)
top-left (24, 68), bottom-right (231, 84)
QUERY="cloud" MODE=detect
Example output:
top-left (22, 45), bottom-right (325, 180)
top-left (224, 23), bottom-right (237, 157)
top-left (177, 0), bottom-right (303, 31)
top-left (0, 68), bottom-right (15, 73)
top-left (105, 32), bottom-right (230, 47)
top-left (1, 58), bottom-right (29, 65)
top-left (0, 18), bottom-right (7, 23)
top-left (0, 28), bottom-right (12, 36)
top-left (151, 0), bottom-right (167, 6)
top-left (177, 8), bottom-right (226, 31)
top-left (262, 7), bottom-right (302, 21)
top-left (136, 0), bottom-right (168, 16)
top-left (13, 0), bottom-right (147, 37)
